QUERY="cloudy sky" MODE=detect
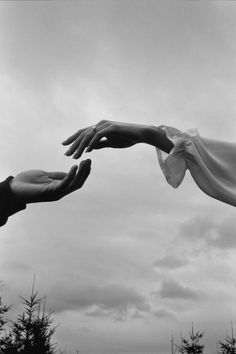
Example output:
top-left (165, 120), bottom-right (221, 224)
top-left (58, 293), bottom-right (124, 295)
top-left (1, 1), bottom-right (236, 353)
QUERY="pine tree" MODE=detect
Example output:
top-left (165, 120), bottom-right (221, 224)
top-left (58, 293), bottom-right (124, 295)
top-left (219, 323), bottom-right (236, 354)
top-left (0, 284), bottom-right (56, 354)
top-left (0, 296), bottom-right (10, 333)
top-left (175, 325), bottom-right (204, 354)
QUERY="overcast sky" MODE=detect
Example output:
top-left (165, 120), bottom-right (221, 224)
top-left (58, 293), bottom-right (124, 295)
top-left (1, 1), bottom-right (236, 353)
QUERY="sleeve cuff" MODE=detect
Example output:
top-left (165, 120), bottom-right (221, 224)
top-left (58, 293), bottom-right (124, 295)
top-left (0, 176), bottom-right (26, 226)
top-left (156, 126), bottom-right (199, 188)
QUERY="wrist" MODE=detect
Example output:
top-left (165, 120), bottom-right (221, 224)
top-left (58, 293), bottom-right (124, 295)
top-left (9, 179), bottom-right (27, 204)
top-left (141, 125), bottom-right (174, 153)
top-left (141, 125), bottom-right (158, 145)
top-left (1, 177), bottom-right (26, 217)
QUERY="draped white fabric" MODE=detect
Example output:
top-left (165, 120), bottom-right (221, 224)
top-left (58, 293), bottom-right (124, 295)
top-left (156, 126), bottom-right (236, 207)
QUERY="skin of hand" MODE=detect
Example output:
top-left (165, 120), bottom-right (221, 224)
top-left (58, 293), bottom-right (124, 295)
top-left (62, 120), bottom-right (173, 160)
top-left (9, 159), bottom-right (91, 204)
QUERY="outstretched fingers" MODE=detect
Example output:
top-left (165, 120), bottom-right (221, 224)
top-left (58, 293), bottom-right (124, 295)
top-left (86, 127), bottom-right (111, 152)
top-left (55, 165), bottom-right (78, 198)
top-left (65, 159), bottom-right (91, 193)
top-left (64, 160), bottom-right (91, 196)
top-left (62, 127), bottom-right (91, 146)
top-left (57, 159), bottom-right (91, 199)
top-left (64, 133), bottom-right (88, 156)
top-left (72, 131), bottom-right (95, 159)
top-left (62, 121), bottom-right (111, 157)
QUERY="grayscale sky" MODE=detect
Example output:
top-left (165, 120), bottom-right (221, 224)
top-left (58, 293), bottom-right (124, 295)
top-left (1, 1), bottom-right (236, 353)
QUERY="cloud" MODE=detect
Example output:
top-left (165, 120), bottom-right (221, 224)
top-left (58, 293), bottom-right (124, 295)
top-left (180, 214), bottom-right (236, 250)
top-left (153, 255), bottom-right (188, 269)
top-left (86, 305), bottom-right (146, 322)
top-left (153, 308), bottom-right (175, 320)
top-left (180, 216), bottom-right (215, 242)
top-left (0, 261), bottom-right (33, 273)
top-left (48, 283), bottom-right (150, 319)
top-left (86, 306), bottom-right (127, 322)
top-left (0, 2), bottom-right (105, 89)
top-left (211, 217), bottom-right (236, 249)
top-left (159, 278), bottom-right (201, 300)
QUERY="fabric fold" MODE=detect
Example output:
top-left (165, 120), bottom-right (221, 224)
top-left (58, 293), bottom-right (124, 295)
top-left (156, 125), bottom-right (236, 207)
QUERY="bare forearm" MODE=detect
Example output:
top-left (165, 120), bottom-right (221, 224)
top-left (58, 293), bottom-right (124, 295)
top-left (142, 125), bottom-right (174, 153)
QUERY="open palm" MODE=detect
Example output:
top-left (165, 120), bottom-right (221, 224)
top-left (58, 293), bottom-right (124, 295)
top-left (10, 160), bottom-right (91, 204)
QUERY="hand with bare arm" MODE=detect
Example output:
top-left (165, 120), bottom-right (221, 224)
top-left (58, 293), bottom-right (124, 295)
top-left (62, 120), bottom-right (174, 159)
top-left (62, 120), bottom-right (236, 207)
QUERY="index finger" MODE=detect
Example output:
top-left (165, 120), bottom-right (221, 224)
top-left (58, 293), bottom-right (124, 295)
top-left (62, 126), bottom-right (92, 146)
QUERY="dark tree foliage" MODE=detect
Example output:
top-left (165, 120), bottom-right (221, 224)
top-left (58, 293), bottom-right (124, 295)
top-left (0, 299), bottom-right (10, 333)
top-left (0, 287), bottom-right (56, 354)
top-left (219, 328), bottom-right (236, 354)
top-left (175, 325), bottom-right (205, 354)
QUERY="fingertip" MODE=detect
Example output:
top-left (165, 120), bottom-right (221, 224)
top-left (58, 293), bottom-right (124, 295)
top-left (81, 159), bottom-right (92, 170)
top-left (73, 153), bottom-right (81, 159)
top-left (62, 139), bottom-right (69, 145)
top-left (86, 158), bottom-right (92, 167)
top-left (65, 150), bottom-right (73, 156)
top-left (78, 159), bottom-right (86, 166)
top-left (85, 146), bottom-right (92, 153)
top-left (85, 159), bottom-right (92, 174)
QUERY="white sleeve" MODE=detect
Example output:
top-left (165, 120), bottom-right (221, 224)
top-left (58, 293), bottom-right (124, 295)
top-left (156, 125), bottom-right (236, 207)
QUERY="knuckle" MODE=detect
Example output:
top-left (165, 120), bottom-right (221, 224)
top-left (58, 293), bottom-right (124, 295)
top-left (71, 137), bottom-right (82, 148)
top-left (75, 129), bottom-right (81, 136)
top-left (78, 132), bottom-right (86, 140)
top-left (88, 130), bottom-right (95, 136)
top-left (97, 131), bottom-right (103, 137)
top-left (99, 119), bottom-right (108, 125)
